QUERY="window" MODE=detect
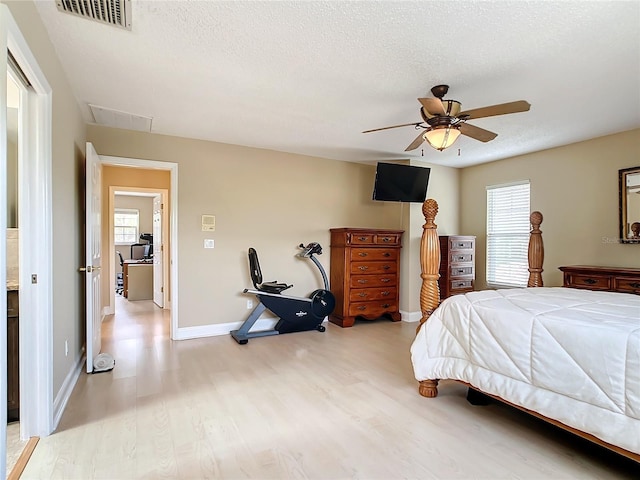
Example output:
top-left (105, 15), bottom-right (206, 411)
top-left (114, 208), bottom-right (139, 244)
top-left (486, 181), bottom-right (531, 288)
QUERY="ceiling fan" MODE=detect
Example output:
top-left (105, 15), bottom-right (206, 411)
top-left (363, 85), bottom-right (531, 152)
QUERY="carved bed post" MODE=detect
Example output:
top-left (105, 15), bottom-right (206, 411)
top-left (418, 199), bottom-right (441, 331)
top-left (527, 211), bottom-right (544, 287)
top-left (418, 199), bottom-right (441, 398)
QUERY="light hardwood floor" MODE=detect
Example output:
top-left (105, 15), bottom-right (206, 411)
top-left (22, 298), bottom-right (638, 479)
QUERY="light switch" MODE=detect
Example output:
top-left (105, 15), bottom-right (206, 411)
top-left (204, 239), bottom-right (215, 249)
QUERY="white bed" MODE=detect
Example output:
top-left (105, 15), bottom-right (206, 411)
top-left (411, 199), bottom-right (640, 461)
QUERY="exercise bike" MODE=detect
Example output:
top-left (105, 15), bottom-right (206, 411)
top-left (230, 242), bottom-right (335, 345)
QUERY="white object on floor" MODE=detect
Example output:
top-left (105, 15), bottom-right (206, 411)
top-left (93, 352), bottom-right (115, 373)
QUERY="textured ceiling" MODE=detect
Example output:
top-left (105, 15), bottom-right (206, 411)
top-left (34, 0), bottom-right (640, 168)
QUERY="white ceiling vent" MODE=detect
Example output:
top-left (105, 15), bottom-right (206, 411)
top-left (56, 0), bottom-right (132, 30)
top-left (89, 104), bottom-right (152, 132)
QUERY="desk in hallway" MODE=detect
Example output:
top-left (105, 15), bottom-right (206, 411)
top-left (123, 261), bottom-right (153, 300)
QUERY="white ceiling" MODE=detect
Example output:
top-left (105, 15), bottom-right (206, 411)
top-left (34, 0), bottom-right (640, 168)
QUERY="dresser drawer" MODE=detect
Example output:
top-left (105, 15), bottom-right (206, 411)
top-left (375, 234), bottom-right (401, 245)
top-left (351, 274), bottom-right (397, 288)
top-left (349, 233), bottom-right (375, 245)
top-left (567, 274), bottom-right (611, 291)
top-left (349, 301), bottom-right (397, 317)
top-left (450, 253), bottom-right (473, 264)
top-left (449, 266), bottom-right (473, 277)
top-left (614, 276), bottom-right (640, 294)
top-left (450, 279), bottom-right (473, 291)
top-left (349, 287), bottom-right (397, 302)
top-left (351, 262), bottom-right (397, 275)
top-left (449, 239), bottom-right (474, 250)
top-left (351, 248), bottom-right (397, 261)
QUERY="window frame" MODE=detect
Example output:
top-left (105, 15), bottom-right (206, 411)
top-left (114, 208), bottom-right (139, 245)
top-left (486, 181), bottom-right (531, 289)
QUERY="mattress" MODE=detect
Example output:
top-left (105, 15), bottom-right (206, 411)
top-left (410, 287), bottom-right (640, 454)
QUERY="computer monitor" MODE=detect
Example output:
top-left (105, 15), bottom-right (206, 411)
top-left (131, 244), bottom-right (146, 260)
top-left (143, 244), bottom-right (153, 258)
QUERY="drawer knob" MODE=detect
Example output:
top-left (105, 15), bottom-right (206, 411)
top-left (358, 236), bottom-right (368, 241)
top-left (583, 278), bottom-right (597, 285)
top-left (358, 292), bottom-right (368, 297)
top-left (358, 266), bottom-right (369, 271)
top-left (382, 237), bottom-right (391, 242)
top-left (357, 306), bottom-right (367, 311)
top-left (629, 282), bottom-right (640, 288)
top-left (382, 303), bottom-right (390, 308)
top-left (381, 291), bottom-right (390, 296)
top-left (380, 278), bottom-right (391, 283)
top-left (358, 252), bottom-right (368, 257)
top-left (382, 265), bottom-right (390, 270)
top-left (383, 252), bottom-right (391, 257)
top-left (357, 279), bottom-right (368, 284)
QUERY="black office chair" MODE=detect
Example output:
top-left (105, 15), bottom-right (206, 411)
top-left (116, 251), bottom-right (124, 295)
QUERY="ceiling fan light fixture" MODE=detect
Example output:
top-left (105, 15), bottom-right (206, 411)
top-left (423, 125), bottom-right (461, 151)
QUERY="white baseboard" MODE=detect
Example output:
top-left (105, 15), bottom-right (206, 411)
top-left (400, 310), bottom-right (422, 323)
top-left (173, 317), bottom-right (278, 340)
top-left (103, 305), bottom-right (115, 316)
top-left (53, 353), bottom-right (84, 430)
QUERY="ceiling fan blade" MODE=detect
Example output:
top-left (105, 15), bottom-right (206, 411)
top-left (404, 131), bottom-right (425, 151)
top-left (418, 97), bottom-right (445, 116)
top-left (459, 123), bottom-right (498, 142)
top-left (362, 122), bottom-right (421, 134)
top-left (459, 100), bottom-right (531, 120)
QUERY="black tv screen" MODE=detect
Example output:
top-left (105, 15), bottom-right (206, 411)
top-left (372, 162), bottom-right (431, 203)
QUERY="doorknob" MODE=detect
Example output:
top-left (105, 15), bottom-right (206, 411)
top-left (78, 266), bottom-right (101, 273)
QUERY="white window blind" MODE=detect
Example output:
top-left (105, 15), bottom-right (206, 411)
top-left (486, 182), bottom-right (531, 288)
top-left (114, 209), bottom-right (139, 244)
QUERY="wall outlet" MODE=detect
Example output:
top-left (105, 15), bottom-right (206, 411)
top-left (247, 299), bottom-right (253, 309)
top-left (65, 340), bottom-right (69, 357)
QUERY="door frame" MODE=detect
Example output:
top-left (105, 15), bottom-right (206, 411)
top-left (100, 156), bottom-right (178, 337)
top-left (1, 5), bottom-right (54, 460)
top-left (107, 187), bottom-right (169, 313)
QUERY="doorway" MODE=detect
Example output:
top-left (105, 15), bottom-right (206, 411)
top-left (2, 6), bottom-right (55, 477)
top-left (99, 157), bottom-right (178, 339)
top-left (111, 188), bottom-right (168, 313)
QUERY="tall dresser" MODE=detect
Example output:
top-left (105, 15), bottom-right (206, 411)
top-left (439, 235), bottom-right (475, 299)
top-left (329, 228), bottom-right (403, 328)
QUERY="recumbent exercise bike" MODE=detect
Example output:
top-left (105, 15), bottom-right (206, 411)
top-left (230, 242), bottom-right (335, 345)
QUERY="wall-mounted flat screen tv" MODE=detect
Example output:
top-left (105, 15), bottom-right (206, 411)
top-left (372, 162), bottom-right (431, 203)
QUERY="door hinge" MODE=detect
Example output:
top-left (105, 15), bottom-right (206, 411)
top-left (161, 286), bottom-right (164, 293)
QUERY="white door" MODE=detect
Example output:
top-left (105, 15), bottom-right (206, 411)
top-left (152, 194), bottom-right (163, 307)
top-left (84, 142), bottom-right (102, 373)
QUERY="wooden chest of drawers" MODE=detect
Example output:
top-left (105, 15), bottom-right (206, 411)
top-left (329, 228), bottom-right (403, 328)
top-left (439, 235), bottom-right (475, 299)
top-left (559, 265), bottom-right (640, 295)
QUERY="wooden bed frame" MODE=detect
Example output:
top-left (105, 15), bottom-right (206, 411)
top-left (416, 198), bottom-right (639, 462)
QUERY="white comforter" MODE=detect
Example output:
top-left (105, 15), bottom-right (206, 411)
top-left (410, 287), bottom-right (640, 454)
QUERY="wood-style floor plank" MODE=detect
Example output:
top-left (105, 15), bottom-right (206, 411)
top-left (21, 297), bottom-right (639, 479)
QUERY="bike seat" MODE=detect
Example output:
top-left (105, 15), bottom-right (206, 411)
top-left (248, 247), bottom-right (293, 294)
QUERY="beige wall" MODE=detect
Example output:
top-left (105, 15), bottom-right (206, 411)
top-left (4, 0), bottom-right (87, 395)
top-left (400, 160), bottom-right (459, 314)
top-left (87, 126), bottom-right (459, 325)
top-left (461, 129), bottom-right (640, 289)
top-left (101, 166), bottom-right (170, 307)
